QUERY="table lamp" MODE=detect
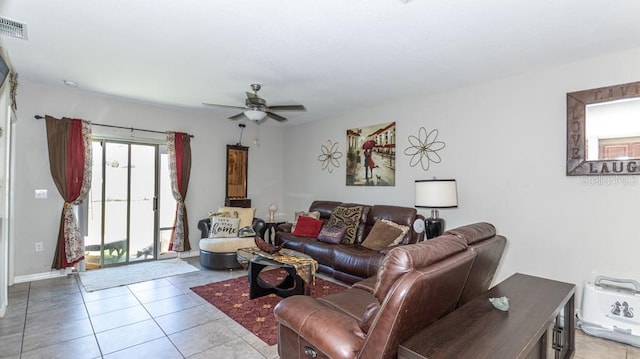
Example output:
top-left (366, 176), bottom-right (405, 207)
top-left (414, 179), bottom-right (458, 239)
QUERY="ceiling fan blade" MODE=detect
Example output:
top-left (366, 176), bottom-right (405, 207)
top-left (266, 111), bottom-right (287, 122)
top-left (202, 102), bottom-right (246, 110)
top-left (228, 112), bottom-right (246, 120)
top-left (268, 105), bottom-right (306, 111)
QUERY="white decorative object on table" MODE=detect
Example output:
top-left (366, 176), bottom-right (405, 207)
top-left (489, 296), bottom-right (510, 311)
top-left (269, 203), bottom-right (277, 222)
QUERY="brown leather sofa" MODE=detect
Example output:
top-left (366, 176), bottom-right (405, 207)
top-left (274, 233), bottom-right (477, 359)
top-left (274, 222), bottom-right (507, 359)
top-left (276, 200), bottom-right (426, 284)
top-left (445, 222), bottom-right (507, 307)
top-left (351, 222), bottom-right (507, 307)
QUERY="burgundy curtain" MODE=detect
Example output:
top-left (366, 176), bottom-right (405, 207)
top-left (45, 116), bottom-right (92, 269)
top-left (167, 132), bottom-right (192, 251)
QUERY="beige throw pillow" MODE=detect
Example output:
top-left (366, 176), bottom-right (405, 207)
top-left (209, 217), bottom-right (241, 238)
top-left (361, 219), bottom-right (410, 250)
top-left (381, 219), bottom-right (410, 245)
top-left (217, 207), bottom-right (256, 229)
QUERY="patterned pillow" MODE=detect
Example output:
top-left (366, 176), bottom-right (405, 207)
top-left (317, 226), bottom-right (346, 244)
top-left (328, 206), bottom-right (363, 244)
top-left (209, 216), bottom-right (241, 238)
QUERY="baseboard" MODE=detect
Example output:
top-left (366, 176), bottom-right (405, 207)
top-left (13, 268), bottom-right (72, 284)
top-left (177, 250), bottom-right (199, 259)
top-left (13, 254), bottom-right (198, 284)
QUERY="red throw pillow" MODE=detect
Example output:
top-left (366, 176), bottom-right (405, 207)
top-left (291, 216), bottom-right (323, 238)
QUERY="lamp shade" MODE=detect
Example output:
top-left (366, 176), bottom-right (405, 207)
top-left (415, 179), bottom-right (458, 208)
top-left (244, 110), bottom-right (267, 121)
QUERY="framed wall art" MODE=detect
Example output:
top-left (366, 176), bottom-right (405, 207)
top-left (225, 144), bottom-right (251, 208)
top-left (346, 121), bottom-right (396, 186)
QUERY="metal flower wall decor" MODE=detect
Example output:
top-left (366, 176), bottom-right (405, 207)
top-left (318, 140), bottom-right (343, 173)
top-left (404, 127), bottom-right (446, 171)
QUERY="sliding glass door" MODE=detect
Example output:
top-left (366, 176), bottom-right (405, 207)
top-left (82, 139), bottom-right (176, 269)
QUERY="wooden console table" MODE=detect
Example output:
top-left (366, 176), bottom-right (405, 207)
top-left (399, 273), bottom-right (575, 359)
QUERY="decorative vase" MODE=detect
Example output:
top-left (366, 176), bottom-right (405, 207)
top-left (268, 203), bottom-right (277, 222)
top-left (255, 236), bottom-right (283, 254)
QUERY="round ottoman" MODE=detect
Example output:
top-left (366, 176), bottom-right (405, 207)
top-left (199, 236), bottom-right (256, 270)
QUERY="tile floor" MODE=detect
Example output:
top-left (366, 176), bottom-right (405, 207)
top-left (0, 258), bottom-right (638, 358)
top-left (1, 258), bottom-right (276, 359)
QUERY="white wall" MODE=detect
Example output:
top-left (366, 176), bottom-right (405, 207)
top-left (0, 80), bottom-right (11, 316)
top-left (11, 47), bottom-right (640, 305)
top-left (282, 47), bottom-right (640, 306)
top-left (11, 80), bottom-right (285, 277)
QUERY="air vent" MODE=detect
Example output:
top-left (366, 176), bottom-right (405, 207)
top-left (0, 17), bottom-right (27, 40)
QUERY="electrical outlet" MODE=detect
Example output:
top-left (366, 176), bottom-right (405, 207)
top-left (35, 242), bottom-right (44, 252)
top-left (35, 189), bottom-right (48, 199)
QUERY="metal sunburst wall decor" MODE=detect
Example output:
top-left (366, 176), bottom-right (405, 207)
top-left (404, 127), bottom-right (446, 171)
top-left (318, 140), bottom-right (343, 173)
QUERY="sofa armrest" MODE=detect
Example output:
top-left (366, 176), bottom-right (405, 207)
top-left (351, 276), bottom-right (377, 293)
top-left (377, 243), bottom-right (405, 256)
top-left (277, 222), bottom-right (293, 233)
top-left (252, 217), bottom-right (266, 237)
top-left (274, 296), bottom-right (366, 358)
top-left (197, 218), bottom-right (210, 239)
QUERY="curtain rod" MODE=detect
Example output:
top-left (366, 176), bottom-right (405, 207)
top-left (34, 115), bottom-right (194, 138)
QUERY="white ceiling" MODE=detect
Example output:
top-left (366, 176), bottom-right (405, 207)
top-left (1, 0), bottom-right (640, 125)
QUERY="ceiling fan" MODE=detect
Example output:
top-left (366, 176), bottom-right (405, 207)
top-left (202, 84), bottom-right (306, 122)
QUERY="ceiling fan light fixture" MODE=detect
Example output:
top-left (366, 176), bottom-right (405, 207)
top-left (244, 109), bottom-right (267, 121)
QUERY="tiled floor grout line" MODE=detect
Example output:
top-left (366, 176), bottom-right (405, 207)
top-left (174, 276), bottom-right (267, 358)
top-left (18, 282), bottom-right (31, 358)
top-left (81, 277), bottom-right (233, 359)
top-left (76, 274), bottom-right (105, 359)
top-left (130, 281), bottom-right (188, 359)
top-left (86, 280), bottom-right (166, 358)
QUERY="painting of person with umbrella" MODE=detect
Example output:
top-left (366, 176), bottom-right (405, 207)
top-left (345, 121), bottom-right (395, 186)
top-left (362, 139), bottom-right (377, 179)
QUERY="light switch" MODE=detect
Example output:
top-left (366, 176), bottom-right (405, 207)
top-left (35, 189), bottom-right (48, 199)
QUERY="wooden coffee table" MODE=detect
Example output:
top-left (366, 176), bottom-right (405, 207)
top-left (237, 247), bottom-right (315, 299)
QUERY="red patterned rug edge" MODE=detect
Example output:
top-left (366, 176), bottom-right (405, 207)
top-left (190, 270), bottom-right (347, 346)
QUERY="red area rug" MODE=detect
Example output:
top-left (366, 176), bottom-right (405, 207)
top-left (190, 270), bottom-right (347, 345)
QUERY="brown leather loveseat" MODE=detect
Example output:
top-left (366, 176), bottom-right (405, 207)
top-left (276, 200), bottom-right (425, 284)
top-left (274, 222), bottom-right (507, 359)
